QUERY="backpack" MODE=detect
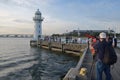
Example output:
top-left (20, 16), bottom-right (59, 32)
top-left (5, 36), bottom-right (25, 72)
top-left (102, 44), bottom-right (117, 65)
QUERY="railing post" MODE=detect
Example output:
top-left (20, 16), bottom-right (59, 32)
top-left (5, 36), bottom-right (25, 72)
top-left (39, 40), bottom-right (42, 48)
top-left (48, 41), bottom-right (51, 50)
top-left (62, 43), bottom-right (65, 53)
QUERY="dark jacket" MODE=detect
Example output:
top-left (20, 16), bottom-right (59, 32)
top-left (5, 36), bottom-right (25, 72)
top-left (108, 37), bottom-right (113, 46)
top-left (94, 40), bottom-right (108, 60)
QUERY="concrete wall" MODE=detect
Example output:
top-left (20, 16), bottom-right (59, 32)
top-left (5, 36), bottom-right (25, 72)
top-left (63, 48), bottom-right (88, 80)
top-left (38, 41), bottom-right (87, 56)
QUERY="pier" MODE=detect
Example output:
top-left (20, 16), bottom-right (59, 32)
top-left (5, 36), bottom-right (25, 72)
top-left (30, 40), bottom-right (120, 80)
top-left (63, 47), bottom-right (120, 80)
top-left (30, 40), bottom-right (87, 56)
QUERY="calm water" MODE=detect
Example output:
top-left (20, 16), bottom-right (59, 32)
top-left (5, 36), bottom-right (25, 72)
top-left (0, 38), bottom-right (78, 80)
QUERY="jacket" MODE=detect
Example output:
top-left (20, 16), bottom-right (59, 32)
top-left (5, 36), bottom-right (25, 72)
top-left (94, 40), bottom-right (107, 60)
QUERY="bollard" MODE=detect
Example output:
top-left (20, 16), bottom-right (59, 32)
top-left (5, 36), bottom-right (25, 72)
top-left (79, 67), bottom-right (87, 76)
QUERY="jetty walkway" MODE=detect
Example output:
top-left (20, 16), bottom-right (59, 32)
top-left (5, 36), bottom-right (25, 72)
top-left (30, 40), bottom-right (120, 80)
top-left (63, 47), bottom-right (120, 80)
top-left (111, 47), bottom-right (120, 80)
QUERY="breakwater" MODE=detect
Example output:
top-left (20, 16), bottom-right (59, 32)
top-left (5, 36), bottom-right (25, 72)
top-left (31, 40), bottom-right (87, 56)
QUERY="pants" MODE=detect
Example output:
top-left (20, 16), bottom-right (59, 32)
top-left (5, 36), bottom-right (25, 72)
top-left (96, 60), bottom-right (112, 80)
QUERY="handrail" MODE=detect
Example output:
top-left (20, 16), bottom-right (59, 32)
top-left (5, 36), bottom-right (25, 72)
top-left (63, 47), bottom-right (88, 80)
top-left (75, 47), bottom-right (88, 70)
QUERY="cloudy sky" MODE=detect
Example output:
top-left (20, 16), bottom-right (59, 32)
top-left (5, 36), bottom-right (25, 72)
top-left (0, 0), bottom-right (120, 35)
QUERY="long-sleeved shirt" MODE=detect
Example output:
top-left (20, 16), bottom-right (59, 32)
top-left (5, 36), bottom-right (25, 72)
top-left (94, 40), bottom-right (107, 60)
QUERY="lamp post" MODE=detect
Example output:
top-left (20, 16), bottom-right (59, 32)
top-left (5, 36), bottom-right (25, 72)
top-left (78, 28), bottom-right (80, 37)
top-left (66, 30), bottom-right (68, 43)
top-left (108, 27), bottom-right (110, 35)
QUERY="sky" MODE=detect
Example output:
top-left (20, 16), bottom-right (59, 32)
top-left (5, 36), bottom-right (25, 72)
top-left (0, 0), bottom-right (120, 35)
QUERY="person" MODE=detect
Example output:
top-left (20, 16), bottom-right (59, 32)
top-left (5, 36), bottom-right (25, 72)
top-left (106, 35), bottom-right (117, 48)
top-left (93, 32), bottom-right (112, 80)
top-left (106, 36), bottom-right (113, 46)
top-left (112, 36), bottom-right (117, 48)
top-left (89, 37), bottom-right (99, 60)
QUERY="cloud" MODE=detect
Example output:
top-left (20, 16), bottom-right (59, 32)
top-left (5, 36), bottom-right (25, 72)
top-left (42, 17), bottom-right (90, 35)
top-left (0, 0), bottom-right (120, 34)
top-left (13, 19), bottom-right (32, 23)
top-left (0, 0), bottom-right (54, 9)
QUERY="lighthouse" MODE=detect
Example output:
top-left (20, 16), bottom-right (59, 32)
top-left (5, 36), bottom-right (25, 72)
top-left (33, 9), bottom-right (43, 41)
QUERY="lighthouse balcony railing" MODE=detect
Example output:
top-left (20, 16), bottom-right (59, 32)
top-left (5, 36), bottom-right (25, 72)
top-left (33, 17), bottom-right (43, 21)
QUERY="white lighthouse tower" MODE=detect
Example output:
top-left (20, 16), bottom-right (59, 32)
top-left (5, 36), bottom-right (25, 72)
top-left (33, 9), bottom-right (43, 41)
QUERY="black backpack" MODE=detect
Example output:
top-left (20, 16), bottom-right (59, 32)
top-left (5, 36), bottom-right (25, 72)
top-left (102, 44), bottom-right (117, 65)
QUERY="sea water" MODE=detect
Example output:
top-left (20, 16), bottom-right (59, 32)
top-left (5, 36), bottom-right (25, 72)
top-left (0, 38), bottom-right (78, 80)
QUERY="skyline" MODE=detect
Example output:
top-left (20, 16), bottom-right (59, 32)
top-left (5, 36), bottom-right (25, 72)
top-left (0, 0), bottom-right (120, 35)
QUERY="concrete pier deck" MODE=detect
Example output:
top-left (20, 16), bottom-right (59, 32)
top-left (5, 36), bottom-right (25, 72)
top-left (63, 47), bottom-right (120, 80)
top-left (110, 48), bottom-right (120, 80)
top-left (81, 47), bottom-right (120, 80)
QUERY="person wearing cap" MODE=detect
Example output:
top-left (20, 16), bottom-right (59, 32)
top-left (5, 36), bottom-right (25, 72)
top-left (93, 32), bottom-right (112, 80)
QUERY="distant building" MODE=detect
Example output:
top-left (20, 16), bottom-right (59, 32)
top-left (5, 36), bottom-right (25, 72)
top-left (72, 30), bottom-right (114, 33)
top-left (68, 30), bottom-right (115, 37)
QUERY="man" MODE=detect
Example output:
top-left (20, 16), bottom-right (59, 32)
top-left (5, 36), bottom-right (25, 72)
top-left (94, 32), bottom-right (112, 80)
top-left (89, 37), bottom-right (99, 60)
